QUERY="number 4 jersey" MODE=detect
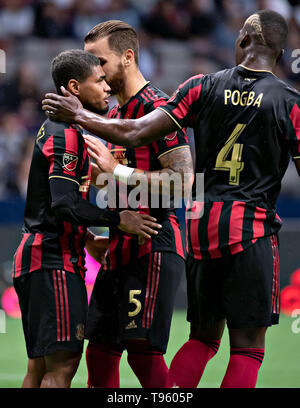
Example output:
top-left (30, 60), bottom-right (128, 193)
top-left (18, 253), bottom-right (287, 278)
top-left (158, 65), bottom-right (300, 260)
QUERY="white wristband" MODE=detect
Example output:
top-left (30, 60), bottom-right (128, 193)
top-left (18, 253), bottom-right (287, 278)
top-left (113, 164), bottom-right (135, 183)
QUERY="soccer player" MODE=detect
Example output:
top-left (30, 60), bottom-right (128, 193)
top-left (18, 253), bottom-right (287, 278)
top-left (13, 49), bottom-right (161, 388)
top-left (42, 10), bottom-right (300, 388)
top-left (81, 20), bottom-right (192, 388)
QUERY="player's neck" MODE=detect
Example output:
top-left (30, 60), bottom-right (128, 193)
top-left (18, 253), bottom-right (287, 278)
top-left (239, 53), bottom-right (276, 74)
top-left (116, 69), bottom-right (148, 107)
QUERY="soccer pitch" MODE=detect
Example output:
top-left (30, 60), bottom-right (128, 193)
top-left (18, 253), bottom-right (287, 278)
top-left (0, 311), bottom-right (299, 388)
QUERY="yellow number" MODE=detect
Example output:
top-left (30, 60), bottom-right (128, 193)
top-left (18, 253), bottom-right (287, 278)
top-left (36, 125), bottom-right (45, 144)
top-left (214, 123), bottom-right (246, 185)
top-left (128, 290), bottom-right (142, 317)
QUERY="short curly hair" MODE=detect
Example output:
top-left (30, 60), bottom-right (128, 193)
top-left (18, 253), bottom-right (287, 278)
top-left (51, 49), bottom-right (101, 94)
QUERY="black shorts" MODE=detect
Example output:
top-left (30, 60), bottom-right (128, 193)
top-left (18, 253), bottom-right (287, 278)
top-left (14, 269), bottom-right (88, 359)
top-left (186, 235), bottom-right (280, 329)
top-left (85, 251), bottom-right (185, 354)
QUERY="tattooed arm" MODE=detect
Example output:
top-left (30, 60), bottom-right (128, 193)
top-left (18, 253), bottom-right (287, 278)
top-left (85, 135), bottom-right (194, 197)
top-left (134, 146), bottom-right (194, 198)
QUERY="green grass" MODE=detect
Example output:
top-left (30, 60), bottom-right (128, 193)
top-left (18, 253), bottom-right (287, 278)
top-left (0, 312), bottom-right (299, 388)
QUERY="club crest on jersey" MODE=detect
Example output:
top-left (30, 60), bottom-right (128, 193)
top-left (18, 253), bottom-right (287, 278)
top-left (62, 153), bottom-right (78, 172)
top-left (110, 148), bottom-right (128, 165)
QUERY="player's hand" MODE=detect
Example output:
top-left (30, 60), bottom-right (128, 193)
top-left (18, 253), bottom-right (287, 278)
top-left (42, 86), bottom-right (82, 123)
top-left (118, 210), bottom-right (162, 239)
top-left (84, 134), bottom-right (119, 174)
top-left (85, 234), bottom-right (109, 265)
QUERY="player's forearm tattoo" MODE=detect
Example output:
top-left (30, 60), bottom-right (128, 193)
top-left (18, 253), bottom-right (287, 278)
top-left (159, 146), bottom-right (193, 175)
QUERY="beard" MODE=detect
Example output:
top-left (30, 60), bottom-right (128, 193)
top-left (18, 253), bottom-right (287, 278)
top-left (83, 101), bottom-right (109, 115)
top-left (107, 62), bottom-right (126, 95)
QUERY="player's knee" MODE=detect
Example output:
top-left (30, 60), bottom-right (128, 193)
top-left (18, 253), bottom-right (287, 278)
top-left (44, 351), bottom-right (82, 386)
top-left (26, 357), bottom-right (45, 376)
top-left (126, 339), bottom-right (161, 364)
top-left (86, 340), bottom-right (123, 358)
top-left (229, 327), bottom-right (267, 348)
top-left (24, 357), bottom-right (46, 387)
top-left (190, 320), bottom-right (225, 344)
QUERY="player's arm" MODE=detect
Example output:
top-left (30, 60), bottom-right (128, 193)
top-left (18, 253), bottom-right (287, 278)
top-left (85, 230), bottom-right (109, 265)
top-left (41, 127), bottom-right (161, 238)
top-left (85, 135), bottom-right (194, 197)
top-left (286, 98), bottom-right (300, 178)
top-left (135, 145), bottom-right (194, 197)
top-left (42, 76), bottom-right (204, 147)
top-left (44, 99), bottom-right (176, 147)
top-left (49, 177), bottom-right (161, 239)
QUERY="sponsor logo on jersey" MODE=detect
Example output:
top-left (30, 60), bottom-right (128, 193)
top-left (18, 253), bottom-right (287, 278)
top-left (110, 148), bottom-right (128, 165)
top-left (125, 320), bottom-right (137, 330)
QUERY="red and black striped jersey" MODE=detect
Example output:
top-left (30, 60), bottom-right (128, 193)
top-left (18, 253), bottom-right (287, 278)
top-left (12, 119), bottom-right (91, 278)
top-left (104, 82), bottom-right (189, 270)
top-left (158, 65), bottom-right (300, 259)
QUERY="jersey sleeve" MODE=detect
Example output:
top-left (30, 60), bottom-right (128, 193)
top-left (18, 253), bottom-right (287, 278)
top-left (157, 74), bottom-right (206, 129)
top-left (40, 125), bottom-right (84, 186)
top-left (144, 97), bottom-right (190, 160)
top-left (286, 98), bottom-right (300, 160)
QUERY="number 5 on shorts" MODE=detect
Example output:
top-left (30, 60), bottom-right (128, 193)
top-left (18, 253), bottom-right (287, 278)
top-left (128, 290), bottom-right (142, 317)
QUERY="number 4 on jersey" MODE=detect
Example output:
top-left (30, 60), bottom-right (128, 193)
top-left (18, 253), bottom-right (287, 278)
top-left (214, 123), bottom-right (246, 185)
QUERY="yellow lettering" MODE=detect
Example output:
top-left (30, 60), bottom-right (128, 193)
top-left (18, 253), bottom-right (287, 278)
top-left (224, 89), bottom-right (231, 105)
top-left (247, 91), bottom-right (255, 105)
top-left (231, 90), bottom-right (240, 106)
top-left (253, 93), bottom-right (264, 108)
top-left (224, 90), bottom-right (263, 108)
top-left (240, 92), bottom-right (248, 106)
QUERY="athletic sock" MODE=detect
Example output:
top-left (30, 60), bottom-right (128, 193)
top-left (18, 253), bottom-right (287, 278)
top-left (220, 347), bottom-right (265, 388)
top-left (126, 340), bottom-right (170, 388)
top-left (85, 341), bottom-right (123, 388)
top-left (168, 337), bottom-right (221, 388)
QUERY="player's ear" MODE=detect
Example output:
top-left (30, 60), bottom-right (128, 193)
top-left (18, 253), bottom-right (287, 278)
top-left (276, 49), bottom-right (284, 63)
top-left (123, 49), bottom-right (134, 67)
top-left (67, 79), bottom-right (80, 96)
top-left (240, 32), bottom-right (251, 49)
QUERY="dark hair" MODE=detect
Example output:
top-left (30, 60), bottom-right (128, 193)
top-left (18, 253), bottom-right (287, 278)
top-left (249, 10), bottom-right (288, 57)
top-left (84, 20), bottom-right (139, 65)
top-left (51, 49), bottom-right (101, 94)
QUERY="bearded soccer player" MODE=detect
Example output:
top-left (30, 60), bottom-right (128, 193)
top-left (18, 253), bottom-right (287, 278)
top-left (81, 20), bottom-right (192, 388)
top-left (13, 49), bottom-right (161, 389)
top-left (42, 10), bottom-right (300, 388)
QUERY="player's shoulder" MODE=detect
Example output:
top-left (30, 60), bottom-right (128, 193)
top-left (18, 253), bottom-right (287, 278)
top-left (273, 77), bottom-right (300, 100)
top-left (138, 83), bottom-right (169, 112)
top-left (44, 118), bottom-right (82, 135)
top-left (253, 73), bottom-right (300, 108)
top-left (36, 119), bottom-right (82, 147)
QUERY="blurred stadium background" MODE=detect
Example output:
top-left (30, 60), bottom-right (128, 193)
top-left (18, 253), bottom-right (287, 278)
top-left (0, 0), bottom-right (300, 388)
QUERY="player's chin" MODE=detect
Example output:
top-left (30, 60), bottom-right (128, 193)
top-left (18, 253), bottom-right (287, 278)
top-left (85, 102), bottom-right (109, 115)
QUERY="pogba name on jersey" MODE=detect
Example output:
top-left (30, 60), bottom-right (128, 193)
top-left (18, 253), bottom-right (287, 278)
top-left (224, 89), bottom-right (264, 107)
